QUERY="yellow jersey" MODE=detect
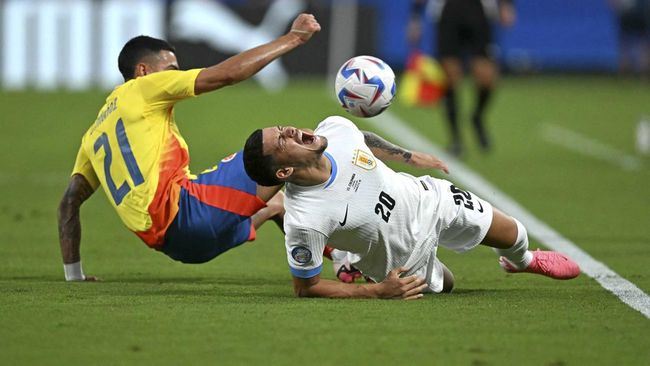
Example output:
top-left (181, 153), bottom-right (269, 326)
top-left (72, 69), bottom-right (203, 247)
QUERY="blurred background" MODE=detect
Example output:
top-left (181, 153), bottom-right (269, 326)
top-left (1, 0), bottom-right (648, 91)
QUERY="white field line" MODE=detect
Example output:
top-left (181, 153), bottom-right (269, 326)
top-left (372, 111), bottom-right (650, 319)
top-left (541, 123), bottom-right (643, 171)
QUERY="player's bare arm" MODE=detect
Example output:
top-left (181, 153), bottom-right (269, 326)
top-left (194, 13), bottom-right (320, 94)
top-left (57, 174), bottom-right (98, 281)
top-left (362, 130), bottom-right (449, 174)
top-left (293, 267), bottom-right (427, 300)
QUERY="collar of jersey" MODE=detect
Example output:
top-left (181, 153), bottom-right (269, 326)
top-left (323, 151), bottom-right (337, 189)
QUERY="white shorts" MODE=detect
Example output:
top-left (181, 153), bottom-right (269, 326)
top-left (426, 177), bottom-right (494, 253)
top-left (415, 177), bottom-right (494, 293)
top-left (413, 247), bottom-right (446, 293)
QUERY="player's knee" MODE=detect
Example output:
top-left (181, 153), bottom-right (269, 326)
top-left (445, 71), bottom-right (463, 87)
top-left (441, 265), bottom-right (455, 293)
top-left (473, 68), bottom-right (495, 87)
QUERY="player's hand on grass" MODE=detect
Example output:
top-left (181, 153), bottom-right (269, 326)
top-left (376, 267), bottom-right (427, 300)
top-left (289, 14), bottom-right (321, 43)
top-left (408, 151), bottom-right (449, 174)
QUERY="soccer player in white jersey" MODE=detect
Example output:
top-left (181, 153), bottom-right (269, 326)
top-left (242, 116), bottom-right (581, 299)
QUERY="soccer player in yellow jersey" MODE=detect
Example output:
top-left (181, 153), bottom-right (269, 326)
top-left (57, 14), bottom-right (320, 281)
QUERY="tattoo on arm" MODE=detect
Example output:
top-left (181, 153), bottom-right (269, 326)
top-left (58, 175), bottom-right (95, 264)
top-left (363, 131), bottom-right (412, 162)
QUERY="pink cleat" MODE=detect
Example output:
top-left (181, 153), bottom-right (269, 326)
top-left (499, 250), bottom-right (580, 280)
top-left (335, 264), bottom-right (363, 283)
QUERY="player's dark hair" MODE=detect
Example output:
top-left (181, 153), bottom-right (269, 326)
top-left (118, 35), bottom-right (176, 81)
top-left (243, 129), bottom-right (283, 187)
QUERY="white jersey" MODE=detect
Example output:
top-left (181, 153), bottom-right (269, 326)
top-left (284, 117), bottom-right (493, 292)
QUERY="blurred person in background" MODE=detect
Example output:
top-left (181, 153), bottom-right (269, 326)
top-left (57, 14), bottom-right (320, 281)
top-left (610, 0), bottom-right (650, 77)
top-left (408, 0), bottom-right (516, 156)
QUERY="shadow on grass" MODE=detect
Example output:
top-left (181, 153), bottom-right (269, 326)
top-left (115, 275), bottom-right (291, 286)
top-left (2, 274), bottom-right (295, 299)
top-left (2, 275), bottom-right (62, 282)
top-left (3, 274), bottom-right (290, 285)
top-left (448, 288), bottom-right (514, 295)
top-left (3, 276), bottom-right (584, 302)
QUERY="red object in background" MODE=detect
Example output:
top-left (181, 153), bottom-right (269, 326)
top-left (401, 50), bottom-right (447, 107)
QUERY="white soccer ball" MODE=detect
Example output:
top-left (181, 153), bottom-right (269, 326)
top-left (334, 55), bottom-right (396, 118)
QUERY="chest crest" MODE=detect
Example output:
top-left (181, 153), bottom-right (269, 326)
top-left (352, 149), bottom-right (377, 170)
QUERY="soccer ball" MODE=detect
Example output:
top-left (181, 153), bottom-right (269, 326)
top-left (334, 55), bottom-right (396, 118)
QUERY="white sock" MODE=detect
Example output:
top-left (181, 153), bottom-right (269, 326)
top-left (493, 218), bottom-right (533, 270)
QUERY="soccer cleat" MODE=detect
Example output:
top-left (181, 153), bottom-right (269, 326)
top-left (499, 250), bottom-right (580, 280)
top-left (335, 264), bottom-right (363, 283)
top-left (328, 247), bottom-right (363, 283)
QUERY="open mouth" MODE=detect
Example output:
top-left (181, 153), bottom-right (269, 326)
top-left (300, 130), bottom-right (316, 145)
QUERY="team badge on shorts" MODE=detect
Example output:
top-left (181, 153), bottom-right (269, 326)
top-left (291, 247), bottom-right (312, 264)
top-left (352, 149), bottom-right (376, 170)
top-left (221, 152), bottom-right (237, 162)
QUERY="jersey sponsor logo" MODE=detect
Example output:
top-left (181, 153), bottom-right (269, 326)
top-left (352, 149), bottom-right (376, 170)
top-left (291, 246), bottom-right (312, 264)
top-left (346, 173), bottom-right (361, 192)
top-left (339, 204), bottom-right (349, 226)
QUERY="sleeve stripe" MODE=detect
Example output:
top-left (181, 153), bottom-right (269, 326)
top-left (290, 264), bottom-right (322, 279)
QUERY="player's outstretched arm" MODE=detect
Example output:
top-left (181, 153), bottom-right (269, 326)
top-left (292, 267), bottom-right (427, 300)
top-left (362, 131), bottom-right (449, 174)
top-left (193, 13), bottom-right (321, 95)
top-left (57, 174), bottom-right (98, 282)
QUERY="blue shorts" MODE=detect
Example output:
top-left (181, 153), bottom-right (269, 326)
top-left (161, 151), bottom-right (265, 264)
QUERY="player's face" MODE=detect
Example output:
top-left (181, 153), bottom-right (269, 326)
top-left (136, 50), bottom-right (179, 77)
top-left (262, 126), bottom-right (328, 167)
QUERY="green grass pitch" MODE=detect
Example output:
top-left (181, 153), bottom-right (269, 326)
top-left (1, 76), bottom-right (649, 365)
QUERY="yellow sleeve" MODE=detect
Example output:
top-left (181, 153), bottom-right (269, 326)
top-left (71, 145), bottom-right (100, 190)
top-left (137, 69), bottom-right (203, 106)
